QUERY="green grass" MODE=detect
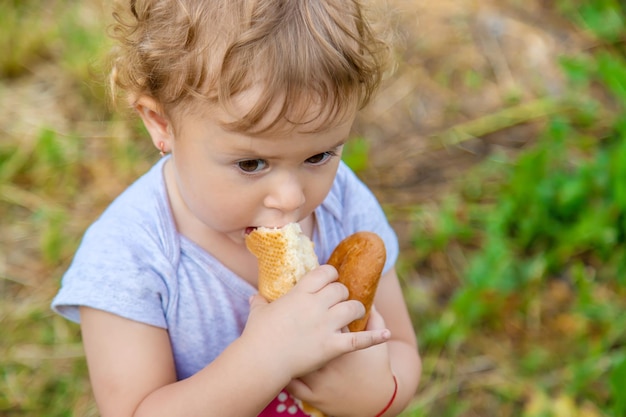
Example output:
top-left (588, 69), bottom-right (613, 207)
top-left (0, 1), bottom-right (152, 415)
top-left (2, 0), bottom-right (626, 416)
top-left (400, 1), bottom-right (626, 416)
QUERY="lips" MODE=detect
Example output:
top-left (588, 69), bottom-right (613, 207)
top-left (246, 224), bottom-right (293, 235)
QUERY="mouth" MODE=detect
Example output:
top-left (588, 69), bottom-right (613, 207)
top-left (245, 224), bottom-right (289, 235)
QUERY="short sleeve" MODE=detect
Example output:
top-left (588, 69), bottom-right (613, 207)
top-left (51, 218), bottom-right (173, 328)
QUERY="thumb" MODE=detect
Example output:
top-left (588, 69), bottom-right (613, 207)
top-left (285, 378), bottom-right (313, 400)
top-left (366, 305), bottom-right (388, 331)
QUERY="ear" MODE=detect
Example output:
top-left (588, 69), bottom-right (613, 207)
top-left (134, 96), bottom-right (174, 153)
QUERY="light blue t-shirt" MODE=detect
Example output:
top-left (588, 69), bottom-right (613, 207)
top-left (52, 158), bottom-right (398, 380)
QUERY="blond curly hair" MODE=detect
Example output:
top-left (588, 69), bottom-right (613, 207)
top-left (109, 0), bottom-right (392, 133)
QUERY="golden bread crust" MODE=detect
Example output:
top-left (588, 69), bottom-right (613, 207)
top-left (327, 231), bottom-right (386, 332)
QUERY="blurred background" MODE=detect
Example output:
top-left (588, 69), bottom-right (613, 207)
top-left (1, 0), bottom-right (626, 416)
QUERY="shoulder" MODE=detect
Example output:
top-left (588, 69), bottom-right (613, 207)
top-left (316, 161), bottom-right (399, 271)
top-left (324, 161), bottom-right (389, 230)
top-left (52, 160), bottom-right (179, 326)
top-left (324, 161), bottom-right (373, 216)
top-left (93, 159), bottom-right (177, 254)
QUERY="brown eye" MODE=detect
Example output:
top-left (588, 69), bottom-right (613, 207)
top-left (237, 159), bottom-right (267, 173)
top-left (306, 152), bottom-right (332, 165)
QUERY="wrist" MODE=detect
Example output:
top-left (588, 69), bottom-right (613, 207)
top-left (235, 332), bottom-right (292, 388)
top-left (373, 374), bottom-right (398, 417)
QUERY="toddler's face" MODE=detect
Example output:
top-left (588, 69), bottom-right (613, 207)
top-left (166, 99), bottom-right (355, 245)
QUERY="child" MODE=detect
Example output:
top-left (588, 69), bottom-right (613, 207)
top-left (52, 0), bottom-right (421, 416)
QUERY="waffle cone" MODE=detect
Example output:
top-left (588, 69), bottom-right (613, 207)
top-left (245, 223), bottom-right (319, 302)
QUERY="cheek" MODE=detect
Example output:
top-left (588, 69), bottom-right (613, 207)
top-left (200, 180), bottom-right (257, 218)
top-left (176, 166), bottom-right (252, 223)
top-left (305, 169), bottom-right (337, 206)
top-left (309, 179), bottom-right (331, 201)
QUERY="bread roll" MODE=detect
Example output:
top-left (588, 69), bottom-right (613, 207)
top-left (327, 231), bottom-right (386, 332)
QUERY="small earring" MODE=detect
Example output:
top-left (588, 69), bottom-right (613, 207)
top-left (158, 141), bottom-right (167, 157)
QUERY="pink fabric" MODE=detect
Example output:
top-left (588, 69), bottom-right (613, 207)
top-left (258, 390), bottom-right (312, 416)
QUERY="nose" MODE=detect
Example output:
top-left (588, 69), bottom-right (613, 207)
top-left (263, 171), bottom-right (306, 214)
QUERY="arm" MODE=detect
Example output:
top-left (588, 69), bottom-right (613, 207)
top-left (80, 265), bottom-right (392, 417)
top-left (80, 307), bottom-right (286, 417)
top-left (374, 268), bottom-right (422, 416)
top-left (287, 268), bottom-right (422, 417)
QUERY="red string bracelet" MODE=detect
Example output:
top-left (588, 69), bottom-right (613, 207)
top-left (374, 375), bottom-right (398, 417)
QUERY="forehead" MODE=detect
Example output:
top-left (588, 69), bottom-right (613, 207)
top-left (184, 85), bottom-right (359, 137)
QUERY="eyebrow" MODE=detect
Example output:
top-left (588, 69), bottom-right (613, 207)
top-left (327, 138), bottom-right (348, 151)
top-left (227, 136), bottom-right (348, 159)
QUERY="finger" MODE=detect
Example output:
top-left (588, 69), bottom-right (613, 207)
top-left (365, 305), bottom-right (387, 331)
top-left (293, 265), bottom-right (338, 294)
top-left (317, 281), bottom-right (350, 308)
top-left (330, 299), bottom-right (366, 330)
top-left (286, 378), bottom-right (313, 400)
top-left (339, 328), bottom-right (391, 353)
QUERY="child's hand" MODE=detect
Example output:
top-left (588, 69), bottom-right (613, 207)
top-left (243, 265), bottom-right (391, 382)
top-left (285, 306), bottom-right (395, 417)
